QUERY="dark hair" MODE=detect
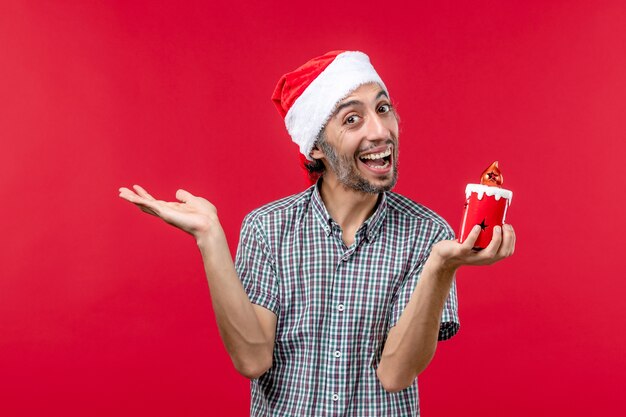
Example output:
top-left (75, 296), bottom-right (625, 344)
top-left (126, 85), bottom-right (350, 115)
top-left (302, 131), bottom-right (327, 184)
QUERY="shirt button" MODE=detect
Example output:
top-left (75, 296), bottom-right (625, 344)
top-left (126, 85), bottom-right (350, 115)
top-left (334, 350), bottom-right (341, 358)
top-left (337, 304), bottom-right (345, 312)
top-left (332, 394), bottom-right (339, 401)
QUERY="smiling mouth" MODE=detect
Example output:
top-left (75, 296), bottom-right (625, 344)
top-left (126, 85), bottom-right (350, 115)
top-left (359, 146), bottom-right (392, 170)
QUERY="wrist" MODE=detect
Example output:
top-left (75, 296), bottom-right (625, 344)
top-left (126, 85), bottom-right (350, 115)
top-left (195, 221), bottom-right (226, 251)
top-left (426, 250), bottom-right (460, 277)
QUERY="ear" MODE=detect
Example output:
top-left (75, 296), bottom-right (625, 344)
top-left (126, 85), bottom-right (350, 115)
top-left (309, 143), bottom-right (325, 161)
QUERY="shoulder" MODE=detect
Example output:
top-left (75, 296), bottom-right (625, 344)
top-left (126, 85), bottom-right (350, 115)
top-left (242, 186), bottom-right (314, 230)
top-left (385, 191), bottom-right (455, 239)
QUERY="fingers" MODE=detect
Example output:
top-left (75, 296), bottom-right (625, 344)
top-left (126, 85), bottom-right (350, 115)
top-left (118, 187), bottom-right (140, 203)
top-left (138, 204), bottom-right (159, 217)
top-left (461, 225), bottom-right (482, 251)
top-left (450, 223), bottom-right (516, 268)
top-left (480, 224), bottom-right (515, 263)
top-left (133, 184), bottom-right (156, 201)
top-left (498, 224), bottom-right (516, 258)
top-left (118, 185), bottom-right (161, 217)
top-left (481, 226), bottom-right (503, 259)
top-left (119, 185), bottom-right (195, 206)
top-left (175, 189), bottom-right (195, 204)
top-left (118, 185), bottom-right (149, 202)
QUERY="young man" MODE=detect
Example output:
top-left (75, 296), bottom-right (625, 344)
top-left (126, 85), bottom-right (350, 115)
top-left (119, 50), bottom-right (515, 416)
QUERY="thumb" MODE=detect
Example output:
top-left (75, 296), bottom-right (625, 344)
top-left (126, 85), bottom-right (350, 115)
top-left (175, 189), bottom-right (195, 203)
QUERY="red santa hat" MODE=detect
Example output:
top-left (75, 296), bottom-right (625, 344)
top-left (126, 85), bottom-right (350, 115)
top-left (272, 50), bottom-right (388, 161)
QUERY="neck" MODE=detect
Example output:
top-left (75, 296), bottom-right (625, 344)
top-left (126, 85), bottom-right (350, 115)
top-left (318, 175), bottom-right (381, 235)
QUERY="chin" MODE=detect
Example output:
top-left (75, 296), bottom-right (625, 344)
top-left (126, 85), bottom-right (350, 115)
top-left (351, 172), bottom-right (398, 194)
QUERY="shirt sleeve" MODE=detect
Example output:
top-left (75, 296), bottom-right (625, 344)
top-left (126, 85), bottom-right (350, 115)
top-left (234, 215), bottom-right (280, 316)
top-left (388, 221), bottom-right (460, 341)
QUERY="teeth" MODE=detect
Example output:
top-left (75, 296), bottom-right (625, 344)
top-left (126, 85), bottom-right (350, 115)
top-left (360, 147), bottom-right (392, 160)
top-left (369, 161), bottom-right (390, 170)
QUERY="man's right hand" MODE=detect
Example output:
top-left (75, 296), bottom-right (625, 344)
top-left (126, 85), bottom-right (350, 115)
top-left (118, 185), bottom-right (219, 241)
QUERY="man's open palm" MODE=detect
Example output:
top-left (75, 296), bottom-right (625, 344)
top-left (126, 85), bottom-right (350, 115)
top-left (118, 185), bottom-right (217, 238)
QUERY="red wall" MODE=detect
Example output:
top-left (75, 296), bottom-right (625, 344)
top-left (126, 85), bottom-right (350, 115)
top-left (2, 1), bottom-right (625, 415)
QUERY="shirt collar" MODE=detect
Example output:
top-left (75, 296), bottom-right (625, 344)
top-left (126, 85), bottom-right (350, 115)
top-left (310, 179), bottom-right (388, 243)
top-left (310, 180), bottom-right (333, 236)
top-left (363, 192), bottom-right (387, 243)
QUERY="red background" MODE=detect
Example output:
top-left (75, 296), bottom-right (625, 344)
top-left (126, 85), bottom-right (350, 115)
top-left (2, 1), bottom-right (625, 416)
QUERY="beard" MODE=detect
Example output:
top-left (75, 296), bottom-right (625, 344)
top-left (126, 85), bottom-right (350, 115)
top-left (317, 136), bottom-right (398, 194)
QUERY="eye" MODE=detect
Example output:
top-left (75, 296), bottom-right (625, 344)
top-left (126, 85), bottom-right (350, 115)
top-left (344, 114), bottom-right (361, 125)
top-left (377, 103), bottom-right (392, 113)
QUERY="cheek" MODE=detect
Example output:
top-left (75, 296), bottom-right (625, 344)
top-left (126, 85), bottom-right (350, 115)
top-left (388, 121), bottom-right (399, 137)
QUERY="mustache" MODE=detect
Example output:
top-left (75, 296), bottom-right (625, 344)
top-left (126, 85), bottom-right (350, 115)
top-left (357, 138), bottom-right (396, 154)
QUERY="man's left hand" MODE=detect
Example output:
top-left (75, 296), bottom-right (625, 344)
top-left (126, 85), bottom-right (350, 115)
top-left (431, 224), bottom-right (516, 272)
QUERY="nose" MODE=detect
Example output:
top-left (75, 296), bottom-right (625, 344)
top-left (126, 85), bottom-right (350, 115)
top-left (364, 110), bottom-right (393, 142)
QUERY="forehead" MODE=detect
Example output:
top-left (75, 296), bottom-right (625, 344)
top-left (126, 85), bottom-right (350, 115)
top-left (337, 82), bottom-right (387, 104)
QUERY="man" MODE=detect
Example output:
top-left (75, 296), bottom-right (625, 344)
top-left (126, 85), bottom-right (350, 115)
top-left (119, 50), bottom-right (515, 416)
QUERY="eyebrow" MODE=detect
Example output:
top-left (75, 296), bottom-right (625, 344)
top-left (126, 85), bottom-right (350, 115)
top-left (331, 89), bottom-right (389, 118)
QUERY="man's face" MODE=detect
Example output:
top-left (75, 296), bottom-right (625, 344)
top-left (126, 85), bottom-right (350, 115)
top-left (312, 82), bottom-right (399, 194)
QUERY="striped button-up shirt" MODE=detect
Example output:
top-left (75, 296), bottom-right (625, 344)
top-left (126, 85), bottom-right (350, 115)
top-left (235, 182), bottom-right (459, 416)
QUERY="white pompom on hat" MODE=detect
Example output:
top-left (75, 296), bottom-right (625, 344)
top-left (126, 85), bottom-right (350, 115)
top-left (272, 50), bottom-right (388, 161)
